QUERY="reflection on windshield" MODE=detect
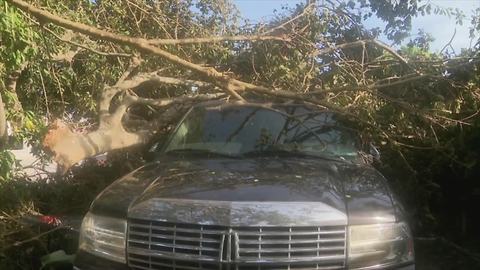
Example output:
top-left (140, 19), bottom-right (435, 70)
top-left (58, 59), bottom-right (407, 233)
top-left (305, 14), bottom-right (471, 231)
top-left (164, 105), bottom-right (362, 160)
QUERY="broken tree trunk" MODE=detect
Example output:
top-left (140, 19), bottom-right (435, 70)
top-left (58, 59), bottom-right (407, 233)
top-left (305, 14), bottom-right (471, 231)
top-left (41, 68), bottom-right (225, 171)
top-left (43, 120), bottom-right (148, 172)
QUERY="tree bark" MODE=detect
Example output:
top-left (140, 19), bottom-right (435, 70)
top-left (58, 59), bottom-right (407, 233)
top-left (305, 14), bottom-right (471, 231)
top-left (43, 120), bottom-right (148, 172)
top-left (5, 62), bottom-right (27, 115)
top-left (42, 92), bottom-right (223, 171)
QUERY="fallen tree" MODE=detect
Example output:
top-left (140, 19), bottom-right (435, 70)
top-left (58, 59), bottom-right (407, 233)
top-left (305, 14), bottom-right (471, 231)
top-left (6, 0), bottom-right (325, 170)
top-left (5, 0), bottom-right (480, 173)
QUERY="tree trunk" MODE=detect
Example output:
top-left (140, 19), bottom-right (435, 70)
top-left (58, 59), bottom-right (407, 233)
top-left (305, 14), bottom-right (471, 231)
top-left (5, 62), bottom-right (26, 115)
top-left (1, 63), bottom-right (27, 142)
top-left (43, 120), bottom-right (149, 172)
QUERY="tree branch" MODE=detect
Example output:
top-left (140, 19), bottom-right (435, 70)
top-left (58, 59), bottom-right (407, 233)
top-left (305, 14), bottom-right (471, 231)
top-left (314, 39), bottom-right (414, 71)
top-left (115, 57), bottom-right (143, 86)
top-left (42, 26), bottom-right (132, 58)
top-left (370, 39), bottom-right (412, 69)
top-left (8, 0), bottom-right (354, 111)
top-left (148, 34), bottom-right (291, 45)
top-left (124, 92), bottom-right (226, 108)
top-left (262, 2), bottom-right (315, 35)
top-left (309, 73), bottom-right (432, 95)
top-left (4, 62), bottom-right (27, 114)
top-left (1, 62), bottom-right (27, 138)
top-left (115, 72), bottom-right (214, 90)
top-left (8, 0), bottom-right (246, 100)
top-left (440, 28), bottom-right (457, 54)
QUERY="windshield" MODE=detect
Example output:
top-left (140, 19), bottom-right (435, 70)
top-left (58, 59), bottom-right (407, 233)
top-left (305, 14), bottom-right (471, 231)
top-left (163, 105), bottom-right (362, 161)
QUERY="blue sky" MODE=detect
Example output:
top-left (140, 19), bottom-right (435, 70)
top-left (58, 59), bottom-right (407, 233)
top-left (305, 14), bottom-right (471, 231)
top-left (233, 0), bottom-right (480, 53)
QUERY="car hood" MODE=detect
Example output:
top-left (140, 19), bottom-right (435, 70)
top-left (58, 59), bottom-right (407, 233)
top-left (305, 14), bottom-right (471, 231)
top-left (91, 157), bottom-right (399, 225)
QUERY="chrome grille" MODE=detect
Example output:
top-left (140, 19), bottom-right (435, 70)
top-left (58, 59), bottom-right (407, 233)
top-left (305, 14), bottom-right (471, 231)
top-left (127, 219), bottom-right (346, 270)
top-left (236, 227), bottom-right (346, 262)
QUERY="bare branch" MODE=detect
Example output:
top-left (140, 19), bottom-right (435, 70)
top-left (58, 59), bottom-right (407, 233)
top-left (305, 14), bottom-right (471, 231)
top-left (440, 28), bottom-right (457, 54)
top-left (242, 84), bottom-right (344, 112)
top-left (115, 57), bottom-right (143, 86)
top-left (115, 72), bottom-right (214, 90)
top-left (314, 39), bottom-right (415, 71)
top-left (370, 40), bottom-right (412, 69)
top-left (125, 92), bottom-right (226, 108)
top-left (42, 26), bottom-right (132, 58)
top-left (309, 73), bottom-right (432, 95)
top-left (262, 3), bottom-right (315, 35)
top-left (314, 40), bottom-right (366, 56)
top-left (148, 34), bottom-right (291, 45)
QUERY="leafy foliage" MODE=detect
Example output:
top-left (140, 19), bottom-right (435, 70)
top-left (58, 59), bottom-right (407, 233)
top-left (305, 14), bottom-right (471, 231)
top-left (0, 1), bottom-right (38, 71)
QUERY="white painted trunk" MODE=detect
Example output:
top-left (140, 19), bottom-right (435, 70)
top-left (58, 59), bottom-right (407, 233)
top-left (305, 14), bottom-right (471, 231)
top-left (45, 125), bottom-right (147, 171)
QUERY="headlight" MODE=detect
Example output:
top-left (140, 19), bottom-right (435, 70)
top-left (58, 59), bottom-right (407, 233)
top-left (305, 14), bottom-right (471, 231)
top-left (79, 212), bottom-right (127, 263)
top-left (348, 222), bottom-right (414, 269)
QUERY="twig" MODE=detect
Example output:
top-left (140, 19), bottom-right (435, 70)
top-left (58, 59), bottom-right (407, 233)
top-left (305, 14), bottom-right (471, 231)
top-left (38, 69), bottom-right (50, 120)
top-left (440, 28), bottom-right (457, 54)
top-left (314, 39), bottom-right (415, 71)
top-left (7, 226), bottom-right (65, 249)
top-left (42, 26), bottom-right (132, 58)
top-left (308, 73), bottom-right (432, 95)
top-left (124, 92), bottom-right (226, 108)
top-left (396, 148), bottom-right (416, 174)
top-left (262, 3), bottom-right (315, 35)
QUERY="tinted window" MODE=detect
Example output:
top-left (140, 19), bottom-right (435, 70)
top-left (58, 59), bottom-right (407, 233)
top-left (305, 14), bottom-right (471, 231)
top-left (164, 105), bottom-right (361, 160)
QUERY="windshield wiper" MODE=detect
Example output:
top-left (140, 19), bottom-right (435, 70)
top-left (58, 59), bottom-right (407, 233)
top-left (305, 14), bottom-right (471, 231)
top-left (242, 148), bottom-right (349, 163)
top-left (164, 148), bottom-right (239, 158)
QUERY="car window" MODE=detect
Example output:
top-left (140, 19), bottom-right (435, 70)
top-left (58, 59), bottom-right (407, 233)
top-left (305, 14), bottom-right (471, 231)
top-left (164, 105), bottom-right (362, 160)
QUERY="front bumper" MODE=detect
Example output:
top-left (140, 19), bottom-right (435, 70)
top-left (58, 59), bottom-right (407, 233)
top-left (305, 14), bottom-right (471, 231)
top-left (74, 251), bottom-right (129, 270)
top-left (74, 251), bottom-right (415, 270)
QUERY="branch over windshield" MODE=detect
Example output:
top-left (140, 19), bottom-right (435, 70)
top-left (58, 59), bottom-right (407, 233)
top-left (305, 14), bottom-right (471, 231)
top-left (162, 104), bottom-right (363, 161)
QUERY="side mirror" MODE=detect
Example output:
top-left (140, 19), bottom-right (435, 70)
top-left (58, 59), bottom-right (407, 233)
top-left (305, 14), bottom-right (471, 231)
top-left (143, 136), bottom-right (167, 162)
